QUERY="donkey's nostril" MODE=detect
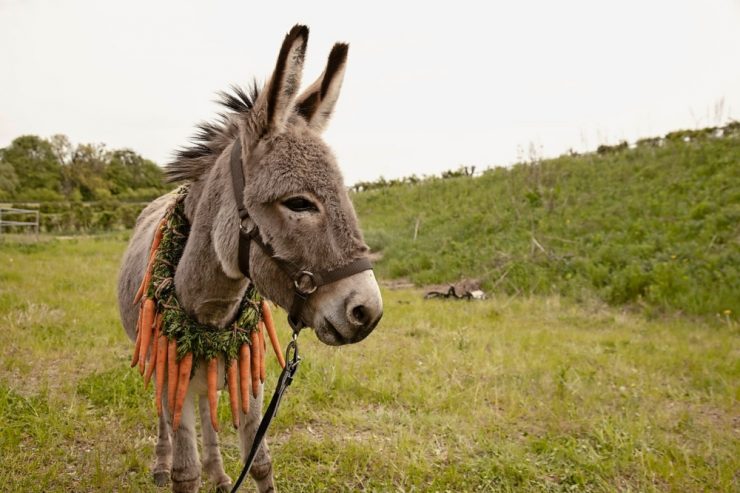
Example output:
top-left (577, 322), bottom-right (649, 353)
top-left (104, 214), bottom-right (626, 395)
top-left (349, 304), bottom-right (369, 326)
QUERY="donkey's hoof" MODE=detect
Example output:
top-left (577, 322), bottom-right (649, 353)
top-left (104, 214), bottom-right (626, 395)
top-left (172, 477), bottom-right (201, 493)
top-left (215, 481), bottom-right (232, 493)
top-left (152, 470), bottom-right (170, 487)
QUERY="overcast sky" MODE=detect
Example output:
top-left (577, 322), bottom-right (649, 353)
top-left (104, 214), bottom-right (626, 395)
top-left (1, 0), bottom-right (739, 185)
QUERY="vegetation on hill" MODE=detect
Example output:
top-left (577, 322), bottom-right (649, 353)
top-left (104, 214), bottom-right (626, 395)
top-left (354, 123), bottom-right (740, 318)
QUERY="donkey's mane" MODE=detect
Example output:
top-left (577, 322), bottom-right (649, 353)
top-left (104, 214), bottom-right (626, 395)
top-left (165, 82), bottom-right (260, 183)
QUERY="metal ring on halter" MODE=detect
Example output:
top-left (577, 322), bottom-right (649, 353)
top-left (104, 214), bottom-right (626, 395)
top-left (294, 271), bottom-right (318, 295)
top-left (239, 218), bottom-right (251, 236)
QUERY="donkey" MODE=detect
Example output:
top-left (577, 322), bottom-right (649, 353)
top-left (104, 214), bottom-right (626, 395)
top-left (117, 25), bottom-right (383, 493)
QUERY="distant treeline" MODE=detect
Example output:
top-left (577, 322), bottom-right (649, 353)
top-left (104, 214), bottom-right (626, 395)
top-left (0, 134), bottom-right (169, 202)
top-left (350, 122), bottom-right (740, 193)
top-left (351, 166), bottom-right (477, 193)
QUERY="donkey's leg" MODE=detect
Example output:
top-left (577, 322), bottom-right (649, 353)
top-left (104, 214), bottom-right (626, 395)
top-left (198, 394), bottom-right (232, 492)
top-left (170, 391), bottom-right (201, 493)
top-left (238, 383), bottom-right (276, 493)
top-left (153, 388), bottom-right (173, 486)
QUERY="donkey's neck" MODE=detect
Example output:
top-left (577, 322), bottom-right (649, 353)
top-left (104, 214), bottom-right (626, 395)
top-left (174, 147), bottom-right (247, 327)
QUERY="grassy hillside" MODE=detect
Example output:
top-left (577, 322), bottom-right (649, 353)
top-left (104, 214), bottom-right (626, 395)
top-left (354, 124), bottom-right (740, 318)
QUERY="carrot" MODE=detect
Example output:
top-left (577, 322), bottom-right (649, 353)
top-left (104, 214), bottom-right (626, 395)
top-left (226, 358), bottom-right (240, 429)
top-left (261, 301), bottom-right (285, 369)
top-left (133, 250), bottom-right (156, 305)
top-left (207, 358), bottom-right (219, 432)
top-left (131, 305), bottom-right (143, 368)
top-left (132, 218), bottom-right (166, 306)
top-left (151, 217), bottom-right (166, 247)
top-left (143, 313), bottom-right (162, 388)
top-left (250, 329), bottom-right (260, 397)
top-left (238, 343), bottom-right (251, 413)
top-left (132, 269), bottom-right (147, 306)
top-left (258, 321), bottom-right (266, 384)
top-left (172, 352), bottom-right (193, 432)
top-left (132, 267), bottom-right (152, 306)
top-left (138, 298), bottom-right (156, 375)
top-left (155, 332), bottom-right (167, 416)
top-left (167, 339), bottom-right (178, 411)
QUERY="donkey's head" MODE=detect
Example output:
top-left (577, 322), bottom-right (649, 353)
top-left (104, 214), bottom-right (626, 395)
top-left (229, 25), bottom-right (381, 345)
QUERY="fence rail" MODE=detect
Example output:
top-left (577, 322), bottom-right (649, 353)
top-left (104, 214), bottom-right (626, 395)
top-left (0, 207), bottom-right (40, 237)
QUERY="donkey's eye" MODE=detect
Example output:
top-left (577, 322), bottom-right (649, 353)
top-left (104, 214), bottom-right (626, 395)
top-left (282, 197), bottom-right (319, 213)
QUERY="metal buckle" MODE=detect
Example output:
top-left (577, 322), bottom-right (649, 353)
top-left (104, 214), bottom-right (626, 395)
top-left (294, 271), bottom-right (317, 295)
top-left (239, 218), bottom-right (251, 236)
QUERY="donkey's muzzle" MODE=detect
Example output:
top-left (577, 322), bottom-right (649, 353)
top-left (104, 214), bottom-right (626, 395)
top-left (310, 269), bottom-right (383, 346)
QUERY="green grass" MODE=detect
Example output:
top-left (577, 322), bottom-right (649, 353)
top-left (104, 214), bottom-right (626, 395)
top-left (0, 236), bottom-right (737, 491)
top-left (353, 125), bottom-right (740, 318)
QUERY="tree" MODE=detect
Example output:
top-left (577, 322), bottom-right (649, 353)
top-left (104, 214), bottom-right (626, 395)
top-left (106, 149), bottom-right (165, 195)
top-left (64, 143), bottom-right (110, 200)
top-left (0, 161), bottom-right (19, 199)
top-left (0, 135), bottom-right (62, 194)
top-left (0, 134), bottom-right (167, 201)
top-left (49, 134), bottom-right (73, 166)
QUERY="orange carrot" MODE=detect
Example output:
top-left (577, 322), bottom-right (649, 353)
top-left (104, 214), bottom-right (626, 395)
top-left (258, 321), bottom-right (266, 384)
top-left (143, 313), bottom-right (162, 388)
top-left (226, 358), bottom-right (240, 429)
top-left (132, 268), bottom-right (151, 306)
top-left (261, 301), bottom-right (285, 369)
top-left (172, 352), bottom-right (193, 432)
top-left (250, 330), bottom-right (260, 397)
top-left (138, 298), bottom-right (156, 375)
top-left (167, 339), bottom-right (178, 411)
top-left (207, 358), bottom-right (219, 432)
top-left (238, 343), bottom-right (251, 414)
top-left (133, 218), bottom-right (166, 306)
top-left (132, 270), bottom-right (147, 305)
top-left (155, 332), bottom-right (167, 416)
top-left (131, 306), bottom-right (143, 368)
top-left (133, 250), bottom-right (156, 305)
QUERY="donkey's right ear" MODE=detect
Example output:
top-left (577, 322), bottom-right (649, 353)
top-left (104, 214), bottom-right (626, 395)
top-left (294, 43), bottom-right (349, 132)
top-left (253, 25), bottom-right (309, 136)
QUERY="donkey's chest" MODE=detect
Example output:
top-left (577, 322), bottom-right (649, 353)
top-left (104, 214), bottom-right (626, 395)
top-left (186, 296), bottom-right (244, 328)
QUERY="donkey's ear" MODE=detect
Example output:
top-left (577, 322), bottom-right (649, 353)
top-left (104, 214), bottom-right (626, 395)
top-left (257, 25), bottom-right (309, 135)
top-left (294, 43), bottom-right (348, 132)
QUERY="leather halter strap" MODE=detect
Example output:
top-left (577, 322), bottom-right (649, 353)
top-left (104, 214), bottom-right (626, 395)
top-left (229, 139), bottom-right (372, 332)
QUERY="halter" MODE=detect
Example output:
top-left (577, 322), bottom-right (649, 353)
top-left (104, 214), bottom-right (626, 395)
top-left (229, 139), bottom-right (372, 333)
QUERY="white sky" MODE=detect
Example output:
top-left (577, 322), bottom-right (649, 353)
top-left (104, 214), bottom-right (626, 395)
top-left (1, 0), bottom-right (739, 185)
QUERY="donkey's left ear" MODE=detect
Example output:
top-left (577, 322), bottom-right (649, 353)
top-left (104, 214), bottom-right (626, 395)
top-left (294, 43), bottom-right (348, 132)
top-left (254, 25), bottom-right (309, 136)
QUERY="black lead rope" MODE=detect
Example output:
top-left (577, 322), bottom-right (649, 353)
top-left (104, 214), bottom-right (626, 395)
top-left (230, 333), bottom-right (301, 493)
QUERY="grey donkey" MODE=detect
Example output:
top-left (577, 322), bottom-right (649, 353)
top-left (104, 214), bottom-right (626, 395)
top-left (117, 25), bottom-right (383, 493)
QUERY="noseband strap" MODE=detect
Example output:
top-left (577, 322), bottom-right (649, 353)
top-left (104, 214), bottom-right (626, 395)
top-left (229, 139), bottom-right (372, 332)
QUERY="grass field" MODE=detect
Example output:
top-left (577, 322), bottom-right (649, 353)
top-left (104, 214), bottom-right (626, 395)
top-left (0, 235), bottom-right (738, 492)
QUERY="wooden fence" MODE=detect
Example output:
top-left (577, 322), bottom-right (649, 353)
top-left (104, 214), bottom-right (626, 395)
top-left (0, 207), bottom-right (40, 237)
